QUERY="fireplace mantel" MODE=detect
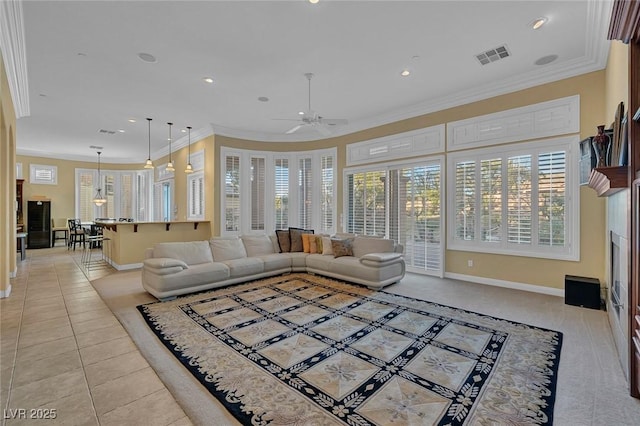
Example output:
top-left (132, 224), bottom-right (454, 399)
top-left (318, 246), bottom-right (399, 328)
top-left (588, 165), bottom-right (628, 196)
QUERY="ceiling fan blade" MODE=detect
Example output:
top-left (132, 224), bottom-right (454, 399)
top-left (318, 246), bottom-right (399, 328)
top-left (320, 118), bottom-right (348, 126)
top-left (313, 124), bottom-right (333, 137)
top-left (285, 124), bottom-right (303, 134)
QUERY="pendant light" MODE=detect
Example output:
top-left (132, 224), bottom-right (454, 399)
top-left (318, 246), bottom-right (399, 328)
top-left (184, 126), bottom-right (194, 174)
top-left (166, 122), bottom-right (175, 172)
top-left (144, 118), bottom-right (154, 169)
top-left (93, 151), bottom-right (106, 206)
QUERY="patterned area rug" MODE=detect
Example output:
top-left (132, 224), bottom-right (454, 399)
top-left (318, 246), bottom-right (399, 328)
top-left (138, 273), bottom-right (562, 425)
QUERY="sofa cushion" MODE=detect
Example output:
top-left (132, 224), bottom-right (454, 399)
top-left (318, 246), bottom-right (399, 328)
top-left (305, 253), bottom-right (333, 270)
top-left (330, 256), bottom-right (403, 283)
top-left (210, 237), bottom-right (247, 261)
top-left (258, 254), bottom-right (291, 272)
top-left (283, 252), bottom-right (309, 269)
top-left (289, 227), bottom-right (314, 252)
top-left (153, 241), bottom-right (213, 266)
top-left (276, 230), bottom-right (291, 253)
top-left (270, 235), bottom-right (281, 253)
top-left (352, 236), bottom-right (395, 258)
top-left (241, 235), bottom-right (276, 257)
top-left (222, 258), bottom-right (263, 277)
top-left (331, 238), bottom-right (354, 258)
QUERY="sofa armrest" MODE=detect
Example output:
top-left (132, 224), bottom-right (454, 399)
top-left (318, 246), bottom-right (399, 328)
top-left (144, 258), bottom-right (189, 274)
top-left (359, 252), bottom-right (403, 267)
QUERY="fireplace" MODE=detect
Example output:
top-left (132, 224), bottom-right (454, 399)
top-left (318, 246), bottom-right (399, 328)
top-left (609, 231), bottom-right (629, 379)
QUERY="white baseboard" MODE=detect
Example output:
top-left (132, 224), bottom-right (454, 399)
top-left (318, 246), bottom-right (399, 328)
top-left (0, 284), bottom-right (12, 298)
top-left (108, 259), bottom-right (142, 271)
top-left (444, 272), bottom-right (564, 297)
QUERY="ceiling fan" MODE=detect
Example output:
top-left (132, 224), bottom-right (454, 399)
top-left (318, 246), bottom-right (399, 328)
top-left (280, 73), bottom-right (348, 136)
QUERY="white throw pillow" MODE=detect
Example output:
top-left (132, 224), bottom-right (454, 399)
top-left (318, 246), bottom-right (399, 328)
top-left (209, 237), bottom-right (247, 261)
top-left (241, 235), bottom-right (276, 257)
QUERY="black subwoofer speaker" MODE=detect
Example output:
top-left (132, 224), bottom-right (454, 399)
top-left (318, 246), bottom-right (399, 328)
top-left (564, 275), bottom-right (601, 309)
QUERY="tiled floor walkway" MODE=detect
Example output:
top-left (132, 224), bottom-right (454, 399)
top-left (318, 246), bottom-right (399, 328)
top-left (1, 247), bottom-right (190, 425)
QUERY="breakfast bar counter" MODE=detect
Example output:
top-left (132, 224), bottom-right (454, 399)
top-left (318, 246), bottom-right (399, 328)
top-left (98, 220), bottom-right (211, 270)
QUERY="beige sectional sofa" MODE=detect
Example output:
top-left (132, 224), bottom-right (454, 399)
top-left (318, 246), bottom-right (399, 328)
top-left (141, 235), bottom-right (405, 301)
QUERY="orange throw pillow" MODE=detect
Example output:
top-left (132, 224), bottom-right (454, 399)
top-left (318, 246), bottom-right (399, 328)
top-left (302, 233), bottom-right (311, 253)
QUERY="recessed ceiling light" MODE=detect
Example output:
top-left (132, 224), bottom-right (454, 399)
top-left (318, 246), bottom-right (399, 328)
top-left (181, 129), bottom-right (186, 133)
top-left (531, 17), bottom-right (548, 30)
top-left (534, 54), bottom-right (558, 66)
top-left (128, 119), bottom-right (136, 123)
top-left (137, 52), bottom-right (157, 63)
top-left (309, 0), bottom-right (319, 4)
top-left (118, 129), bottom-right (125, 133)
top-left (298, 111), bottom-right (305, 115)
top-left (203, 77), bottom-right (214, 84)
top-left (400, 69), bottom-right (411, 77)
top-left (258, 96), bottom-right (269, 102)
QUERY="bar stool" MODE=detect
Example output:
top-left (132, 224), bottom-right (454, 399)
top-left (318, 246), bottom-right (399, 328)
top-left (51, 218), bottom-right (69, 247)
top-left (68, 219), bottom-right (85, 250)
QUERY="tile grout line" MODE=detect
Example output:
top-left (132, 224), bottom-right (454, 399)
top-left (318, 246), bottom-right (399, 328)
top-left (57, 256), bottom-right (102, 426)
top-left (2, 257), bottom-right (29, 426)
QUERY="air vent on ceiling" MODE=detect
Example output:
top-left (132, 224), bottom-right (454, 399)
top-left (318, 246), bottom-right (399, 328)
top-left (475, 45), bottom-right (510, 65)
top-left (89, 145), bottom-right (103, 150)
top-left (99, 129), bottom-right (116, 135)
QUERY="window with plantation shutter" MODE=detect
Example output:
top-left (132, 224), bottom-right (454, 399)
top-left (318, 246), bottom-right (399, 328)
top-left (220, 147), bottom-right (335, 235)
top-left (136, 172), bottom-right (150, 221)
top-left (153, 180), bottom-right (174, 221)
top-left (480, 158), bottom-right (502, 242)
top-left (76, 169), bottom-right (152, 221)
top-left (120, 173), bottom-right (133, 219)
top-left (447, 135), bottom-right (578, 260)
top-left (507, 155), bottom-right (532, 244)
top-left (455, 161), bottom-right (475, 241)
top-left (77, 170), bottom-right (95, 222)
top-left (251, 157), bottom-right (265, 231)
top-left (538, 151), bottom-right (566, 247)
top-left (347, 170), bottom-right (386, 236)
top-left (346, 158), bottom-right (444, 276)
top-left (224, 155), bottom-right (241, 232)
top-left (187, 172), bottom-right (204, 220)
top-left (274, 158), bottom-right (289, 230)
top-left (321, 155), bottom-right (333, 231)
top-left (299, 157), bottom-right (313, 229)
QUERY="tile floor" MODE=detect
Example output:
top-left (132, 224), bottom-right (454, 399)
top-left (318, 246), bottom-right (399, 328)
top-left (1, 246), bottom-right (190, 425)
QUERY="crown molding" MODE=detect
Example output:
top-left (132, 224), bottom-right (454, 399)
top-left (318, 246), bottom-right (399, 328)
top-left (0, 0), bottom-right (30, 118)
top-left (17, 124), bottom-right (215, 163)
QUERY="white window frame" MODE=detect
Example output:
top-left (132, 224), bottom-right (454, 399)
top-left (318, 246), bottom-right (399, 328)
top-left (30, 164), bottom-right (57, 185)
top-left (75, 168), bottom-right (153, 221)
top-left (446, 135), bottom-right (580, 261)
top-left (220, 146), bottom-right (337, 236)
